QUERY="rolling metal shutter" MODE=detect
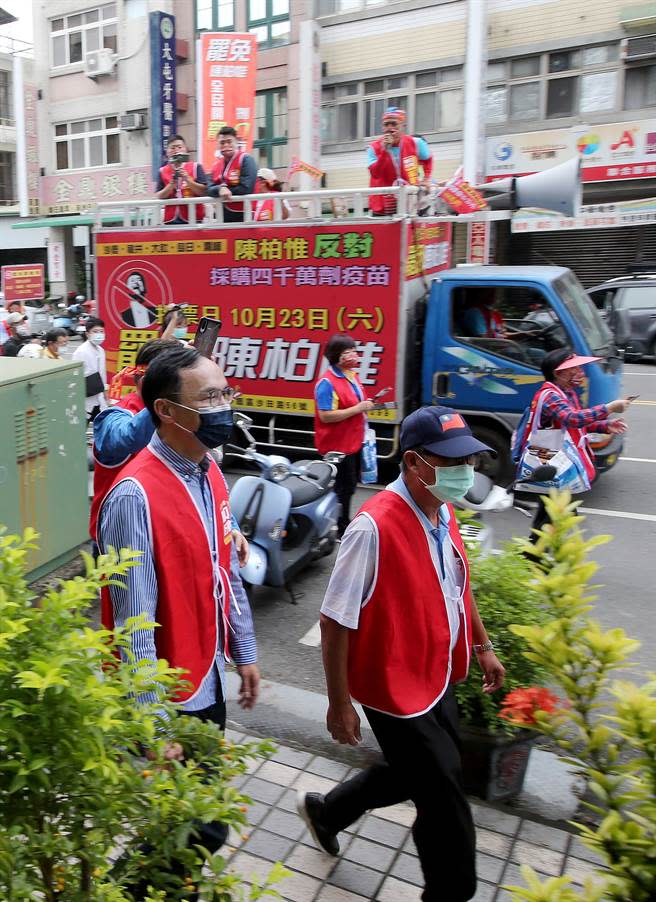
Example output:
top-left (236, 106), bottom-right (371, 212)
top-left (509, 224), bottom-right (656, 287)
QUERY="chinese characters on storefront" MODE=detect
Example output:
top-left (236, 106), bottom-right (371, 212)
top-left (40, 167), bottom-right (152, 215)
top-left (197, 32), bottom-right (257, 172)
top-left (149, 11), bottom-right (177, 180)
top-left (23, 83), bottom-right (40, 215)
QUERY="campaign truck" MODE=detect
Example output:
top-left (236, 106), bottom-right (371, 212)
top-left (94, 186), bottom-right (623, 481)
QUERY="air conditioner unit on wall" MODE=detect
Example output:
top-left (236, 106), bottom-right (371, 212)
top-left (84, 48), bottom-right (115, 78)
top-left (624, 34), bottom-right (656, 61)
top-left (120, 113), bottom-right (146, 131)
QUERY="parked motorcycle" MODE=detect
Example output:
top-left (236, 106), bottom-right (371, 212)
top-left (227, 412), bottom-right (343, 602)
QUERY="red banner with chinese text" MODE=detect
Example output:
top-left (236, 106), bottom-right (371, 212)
top-left (198, 33), bottom-right (257, 174)
top-left (2, 264), bottom-right (45, 302)
top-left (96, 223), bottom-right (404, 420)
top-left (405, 221), bottom-right (452, 280)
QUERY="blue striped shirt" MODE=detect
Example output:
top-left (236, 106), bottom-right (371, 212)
top-left (97, 431), bottom-right (257, 711)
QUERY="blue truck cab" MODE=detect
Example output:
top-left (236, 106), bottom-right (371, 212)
top-left (421, 265), bottom-right (624, 481)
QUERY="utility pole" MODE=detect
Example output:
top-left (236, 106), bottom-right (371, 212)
top-left (462, 0), bottom-right (487, 185)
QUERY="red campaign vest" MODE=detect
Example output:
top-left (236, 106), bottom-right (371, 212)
top-left (89, 392), bottom-right (145, 541)
top-left (368, 134), bottom-right (421, 214)
top-left (99, 446), bottom-right (233, 704)
top-left (159, 161), bottom-right (206, 224)
top-left (526, 382), bottom-right (596, 482)
top-left (477, 305), bottom-right (504, 337)
top-left (313, 368), bottom-right (367, 456)
top-left (211, 151), bottom-right (245, 212)
top-left (253, 196), bottom-right (275, 221)
top-left (348, 490), bottom-right (473, 718)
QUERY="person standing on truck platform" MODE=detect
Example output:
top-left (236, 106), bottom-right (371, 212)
top-left (253, 168), bottom-right (291, 221)
top-left (299, 405), bottom-right (505, 902)
top-left (314, 334), bottom-right (374, 538)
top-left (518, 348), bottom-right (632, 542)
top-left (367, 107), bottom-right (433, 216)
top-left (207, 126), bottom-right (257, 223)
top-left (155, 134), bottom-right (208, 225)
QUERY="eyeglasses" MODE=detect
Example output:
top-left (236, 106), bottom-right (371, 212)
top-left (171, 386), bottom-right (239, 407)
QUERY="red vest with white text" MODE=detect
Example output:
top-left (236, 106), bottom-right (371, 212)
top-left (99, 446), bottom-right (233, 704)
top-left (314, 368), bottom-right (367, 456)
top-left (253, 196), bottom-right (275, 221)
top-left (89, 392), bottom-right (145, 540)
top-left (348, 489), bottom-right (473, 717)
top-left (211, 151), bottom-right (246, 213)
top-left (368, 134), bottom-right (422, 214)
top-left (159, 161), bottom-right (205, 224)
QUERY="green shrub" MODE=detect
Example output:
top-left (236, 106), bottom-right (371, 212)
top-left (0, 527), bottom-right (284, 901)
top-left (455, 541), bottom-right (549, 734)
top-left (504, 492), bottom-right (656, 902)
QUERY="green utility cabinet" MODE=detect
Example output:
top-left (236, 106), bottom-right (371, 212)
top-left (0, 359), bottom-right (89, 580)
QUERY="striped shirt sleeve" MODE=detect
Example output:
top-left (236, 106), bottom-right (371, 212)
top-left (227, 542), bottom-right (258, 666)
top-left (97, 480), bottom-right (161, 706)
top-left (540, 391), bottom-right (610, 432)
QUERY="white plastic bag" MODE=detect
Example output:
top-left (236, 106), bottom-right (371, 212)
top-left (361, 428), bottom-right (378, 485)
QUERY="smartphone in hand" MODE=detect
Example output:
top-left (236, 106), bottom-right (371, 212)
top-left (193, 317), bottom-right (222, 358)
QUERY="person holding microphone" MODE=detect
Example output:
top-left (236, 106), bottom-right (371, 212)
top-left (155, 135), bottom-right (207, 225)
top-left (314, 335), bottom-right (374, 538)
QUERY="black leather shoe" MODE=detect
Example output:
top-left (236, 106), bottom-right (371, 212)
top-left (297, 791), bottom-right (340, 856)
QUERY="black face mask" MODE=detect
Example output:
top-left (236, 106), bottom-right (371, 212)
top-left (170, 401), bottom-right (233, 449)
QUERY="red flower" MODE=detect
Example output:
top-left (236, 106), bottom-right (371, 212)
top-left (499, 687), bottom-right (561, 726)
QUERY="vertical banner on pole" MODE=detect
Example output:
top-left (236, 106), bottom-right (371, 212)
top-left (298, 21), bottom-right (322, 191)
top-left (150, 11), bottom-right (177, 182)
top-left (197, 33), bottom-right (257, 173)
top-left (467, 221), bottom-right (493, 265)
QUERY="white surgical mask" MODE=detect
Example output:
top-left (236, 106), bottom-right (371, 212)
top-left (416, 453), bottom-right (475, 504)
top-left (89, 331), bottom-right (105, 345)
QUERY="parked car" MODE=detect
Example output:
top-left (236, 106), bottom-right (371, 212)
top-left (588, 274), bottom-right (656, 361)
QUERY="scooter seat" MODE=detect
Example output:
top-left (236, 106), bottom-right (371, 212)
top-left (283, 461), bottom-right (334, 506)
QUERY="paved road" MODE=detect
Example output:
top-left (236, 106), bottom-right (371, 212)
top-left (230, 362), bottom-right (656, 696)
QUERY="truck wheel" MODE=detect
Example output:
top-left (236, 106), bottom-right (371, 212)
top-left (471, 425), bottom-right (513, 486)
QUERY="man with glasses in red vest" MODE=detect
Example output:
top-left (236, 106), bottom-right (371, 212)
top-left (299, 406), bottom-right (506, 902)
top-left (208, 126), bottom-right (257, 223)
top-left (367, 107), bottom-right (433, 215)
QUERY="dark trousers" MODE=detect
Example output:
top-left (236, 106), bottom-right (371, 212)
top-left (322, 691), bottom-right (477, 902)
top-left (123, 697), bottom-right (228, 900)
top-left (334, 450), bottom-right (361, 536)
top-left (529, 496), bottom-right (549, 543)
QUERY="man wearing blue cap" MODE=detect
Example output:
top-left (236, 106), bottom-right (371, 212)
top-left (298, 406), bottom-right (506, 902)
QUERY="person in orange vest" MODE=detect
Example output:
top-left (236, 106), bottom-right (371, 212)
top-left (367, 107), bottom-right (433, 215)
top-left (298, 405), bottom-right (506, 902)
top-left (314, 334), bottom-right (374, 537)
top-left (155, 134), bottom-right (208, 225)
top-left (253, 167), bottom-right (291, 221)
top-left (207, 126), bottom-right (257, 223)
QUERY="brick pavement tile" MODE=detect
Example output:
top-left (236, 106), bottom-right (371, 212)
top-left (476, 827), bottom-right (512, 859)
top-left (502, 862), bottom-right (549, 888)
top-left (343, 836), bottom-right (396, 872)
top-left (471, 882), bottom-right (497, 902)
top-left (562, 856), bottom-right (604, 886)
top-left (243, 776), bottom-right (285, 806)
top-left (359, 814), bottom-right (409, 848)
top-left (228, 850), bottom-right (274, 883)
top-left (224, 728), bottom-right (245, 743)
top-left (390, 852), bottom-right (423, 886)
top-left (293, 771), bottom-right (339, 796)
top-left (316, 885), bottom-right (368, 901)
top-left (516, 820), bottom-right (571, 852)
top-left (271, 745), bottom-right (314, 770)
top-left (476, 851), bottom-right (505, 884)
top-left (376, 875), bottom-right (423, 901)
top-left (402, 833), bottom-right (417, 855)
top-left (329, 859), bottom-right (384, 899)
top-left (471, 803), bottom-right (520, 836)
top-left (259, 807), bottom-right (306, 842)
top-left (241, 828), bottom-right (295, 862)
top-left (243, 754), bottom-right (263, 775)
top-left (279, 868), bottom-right (322, 902)
top-left (511, 839), bottom-right (564, 876)
top-left (258, 760), bottom-right (304, 787)
top-left (276, 787), bottom-right (300, 813)
top-left (306, 755), bottom-right (352, 781)
top-left (568, 837), bottom-right (603, 865)
top-left (229, 773), bottom-right (249, 790)
top-left (374, 801), bottom-right (416, 828)
top-left (286, 843), bottom-right (339, 880)
top-left (244, 799), bottom-right (268, 826)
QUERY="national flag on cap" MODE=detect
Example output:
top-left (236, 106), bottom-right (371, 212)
top-left (439, 413), bottom-right (466, 432)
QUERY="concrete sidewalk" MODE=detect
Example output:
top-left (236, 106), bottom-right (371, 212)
top-left (222, 727), bottom-right (604, 902)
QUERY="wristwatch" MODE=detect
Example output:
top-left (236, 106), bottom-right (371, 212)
top-left (473, 641), bottom-right (494, 654)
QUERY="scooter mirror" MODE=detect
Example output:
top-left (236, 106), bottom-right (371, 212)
top-left (463, 471), bottom-right (494, 506)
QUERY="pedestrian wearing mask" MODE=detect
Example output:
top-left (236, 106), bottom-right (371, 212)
top-left (2, 312), bottom-right (33, 356)
top-left (160, 306), bottom-right (190, 343)
top-left (42, 328), bottom-right (69, 360)
top-left (300, 405), bottom-right (505, 902)
top-left (72, 316), bottom-right (108, 422)
top-left (97, 346), bottom-right (259, 889)
top-left (314, 334), bottom-right (374, 537)
top-left (518, 348), bottom-right (632, 541)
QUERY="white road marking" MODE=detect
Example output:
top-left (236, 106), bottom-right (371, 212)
top-left (579, 507), bottom-right (656, 523)
top-left (631, 399), bottom-right (656, 405)
top-left (620, 457), bottom-right (656, 463)
top-left (299, 620), bottom-right (322, 647)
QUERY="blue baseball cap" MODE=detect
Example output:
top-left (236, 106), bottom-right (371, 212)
top-left (400, 406), bottom-right (495, 458)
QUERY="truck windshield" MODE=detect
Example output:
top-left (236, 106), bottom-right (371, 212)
top-left (555, 272), bottom-right (612, 356)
